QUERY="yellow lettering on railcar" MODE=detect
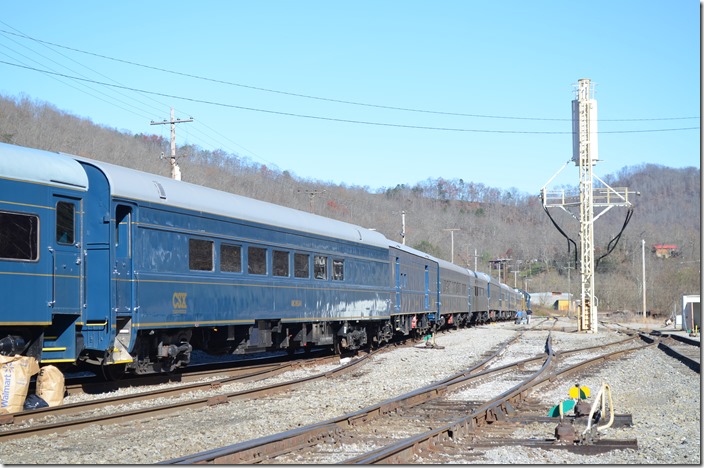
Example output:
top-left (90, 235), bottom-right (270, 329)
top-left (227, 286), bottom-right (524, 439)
top-left (291, 299), bottom-right (302, 307)
top-left (172, 292), bottom-right (188, 314)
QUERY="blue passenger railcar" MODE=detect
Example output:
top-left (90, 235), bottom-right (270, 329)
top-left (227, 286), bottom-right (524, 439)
top-left (487, 275), bottom-right (502, 321)
top-left (75, 156), bottom-right (393, 373)
top-left (0, 142), bottom-right (520, 375)
top-left (0, 143), bottom-right (88, 364)
top-left (471, 271), bottom-right (491, 323)
top-left (436, 258), bottom-right (472, 328)
top-left (0, 143), bottom-right (395, 374)
top-left (511, 287), bottom-right (522, 318)
top-left (499, 283), bottom-right (514, 320)
top-left (388, 244), bottom-right (439, 336)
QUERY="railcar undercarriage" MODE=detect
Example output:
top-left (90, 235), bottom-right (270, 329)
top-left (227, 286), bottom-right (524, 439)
top-left (74, 310), bottom-right (508, 376)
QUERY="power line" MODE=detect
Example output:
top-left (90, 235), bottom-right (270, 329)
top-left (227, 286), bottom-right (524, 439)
top-left (0, 60), bottom-right (699, 135)
top-left (0, 48), bottom-right (155, 121)
top-left (0, 29), bottom-right (167, 116)
top-left (0, 23), bottom-right (274, 167)
top-left (0, 26), bottom-right (698, 123)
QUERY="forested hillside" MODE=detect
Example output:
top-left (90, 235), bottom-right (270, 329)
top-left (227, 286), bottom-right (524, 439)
top-left (1, 94), bottom-right (700, 316)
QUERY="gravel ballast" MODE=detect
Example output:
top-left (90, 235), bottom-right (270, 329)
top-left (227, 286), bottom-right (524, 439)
top-left (0, 319), bottom-right (699, 464)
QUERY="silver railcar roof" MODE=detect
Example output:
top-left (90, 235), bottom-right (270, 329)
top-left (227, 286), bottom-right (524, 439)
top-left (388, 242), bottom-right (434, 260)
top-left (436, 257), bottom-right (471, 276)
top-left (73, 154), bottom-right (390, 249)
top-left (0, 143), bottom-right (88, 190)
top-left (389, 242), bottom-right (471, 276)
top-left (474, 271), bottom-right (492, 282)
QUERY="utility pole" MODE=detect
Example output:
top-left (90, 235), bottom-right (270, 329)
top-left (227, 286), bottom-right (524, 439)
top-left (541, 78), bottom-right (636, 333)
top-left (297, 189), bottom-right (326, 213)
top-left (401, 210), bottom-right (406, 245)
top-left (150, 107), bottom-right (193, 180)
top-left (393, 211), bottom-right (407, 244)
top-left (566, 261), bottom-right (573, 317)
top-left (489, 258), bottom-right (510, 283)
top-left (444, 228), bottom-right (460, 263)
top-left (642, 238), bottom-right (647, 319)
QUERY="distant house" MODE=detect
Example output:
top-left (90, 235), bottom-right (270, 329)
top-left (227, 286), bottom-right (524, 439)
top-left (652, 244), bottom-right (679, 258)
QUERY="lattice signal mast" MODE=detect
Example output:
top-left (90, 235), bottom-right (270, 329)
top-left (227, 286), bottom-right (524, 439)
top-left (541, 79), bottom-right (636, 333)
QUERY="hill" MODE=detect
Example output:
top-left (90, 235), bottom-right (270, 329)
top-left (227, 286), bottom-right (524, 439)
top-left (0, 93), bottom-right (699, 316)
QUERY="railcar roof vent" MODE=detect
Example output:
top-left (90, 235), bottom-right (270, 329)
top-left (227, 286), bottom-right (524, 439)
top-left (153, 181), bottom-right (167, 199)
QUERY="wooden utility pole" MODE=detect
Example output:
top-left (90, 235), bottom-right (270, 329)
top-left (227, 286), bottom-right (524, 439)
top-left (642, 238), bottom-right (647, 319)
top-left (297, 189), bottom-right (326, 212)
top-left (400, 210), bottom-right (407, 245)
top-left (150, 107), bottom-right (193, 180)
top-left (443, 228), bottom-right (460, 263)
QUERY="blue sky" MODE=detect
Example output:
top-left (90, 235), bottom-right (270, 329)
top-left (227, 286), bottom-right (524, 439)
top-left (0, 1), bottom-right (699, 194)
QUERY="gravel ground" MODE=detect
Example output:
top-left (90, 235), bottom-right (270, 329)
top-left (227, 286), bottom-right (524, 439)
top-left (475, 343), bottom-right (701, 465)
top-left (0, 318), bottom-right (699, 464)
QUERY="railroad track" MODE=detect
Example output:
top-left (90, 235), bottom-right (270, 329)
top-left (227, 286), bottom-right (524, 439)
top-left (602, 321), bottom-right (700, 373)
top-left (58, 350), bottom-right (330, 396)
top-left (160, 330), bottom-right (647, 464)
top-left (1, 323), bottom-right (501, 443)
top-left (0, 353), bottom-right (349, 440)
top-left (650, 332), bottom-right (700, 373)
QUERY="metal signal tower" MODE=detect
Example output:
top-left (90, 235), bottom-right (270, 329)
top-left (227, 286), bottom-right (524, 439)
top-left (541, 78), bottom-right (636, 333)
top-left (576, 79), bottom-right (597, 332)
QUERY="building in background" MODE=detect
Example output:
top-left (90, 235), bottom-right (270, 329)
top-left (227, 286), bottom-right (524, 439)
top-left (652, 244), bottom-right (680, 259)
top-left (529, 292), bottom-right (574, 313)
top-left (681, 295), bottom-right (700, 331)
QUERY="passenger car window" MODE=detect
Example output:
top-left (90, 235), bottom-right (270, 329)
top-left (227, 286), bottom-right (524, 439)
top-left (314, 255), bottom-right (327, 280)
top-left (56, 201), bottom-right (74, 245)
top-left (332, 259), bottom-right (344, 281)
top-left (189, 239), bottom-right (213, 271)
top-left (115, 205), bottom-right (131, 258)
top-left (248, 246), bottom-right (267, 275)
top-left (294, 253), bottom-right (309, 278)
top-left (0, 211), bottom-right (38, 261)
top-left (221, 244), bottom-right (242, 272)
top-left (273, 250), bottom-right (289, 277)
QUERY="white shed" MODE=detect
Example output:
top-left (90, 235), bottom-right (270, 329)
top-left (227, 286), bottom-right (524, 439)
top-left (682, 295), bottom-right (701, 331)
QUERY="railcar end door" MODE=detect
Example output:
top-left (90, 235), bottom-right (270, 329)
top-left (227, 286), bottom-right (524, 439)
top-left (114, 204), bottom-right (134, 316)
top-left (51, 196), bottom-right (83, 315)
top-left (394, 256), bottom-right (401, 312)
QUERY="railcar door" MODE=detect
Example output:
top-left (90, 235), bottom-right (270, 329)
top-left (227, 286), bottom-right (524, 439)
top-left (394, 256), bottom-right (401, 312)
top-left (424, 265), bottom-right (430, 310)
top-left (51, 195), bottom-right (83, 315)
top-left (114, 204), bottom-right (134, 317)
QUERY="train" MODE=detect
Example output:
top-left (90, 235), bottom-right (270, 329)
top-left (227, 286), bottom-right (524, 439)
top-left (0, 142), bottom-right (528, 376)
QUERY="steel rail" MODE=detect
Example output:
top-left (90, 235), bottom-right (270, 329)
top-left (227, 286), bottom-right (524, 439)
top-left (343, 336), bottom-right (557, 464)
top-left (0, 352), bottom-right (367, 441)
top-left (655, 337), bottom-right (700, 373)
top-left (634, 330), bottom-right (700, 373)
top-left (61, 351), bottom-right (328, 395)
top-left (0, 354), bottom-right (344, 428)
top-left (344, 336), bottom-right (654, 464)
top-left (160, 333), bottom-right (642, 464)
top-left (3, 362), bottom-right (289, 426)
top-left (161, 333), bottom-right (552, 464)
